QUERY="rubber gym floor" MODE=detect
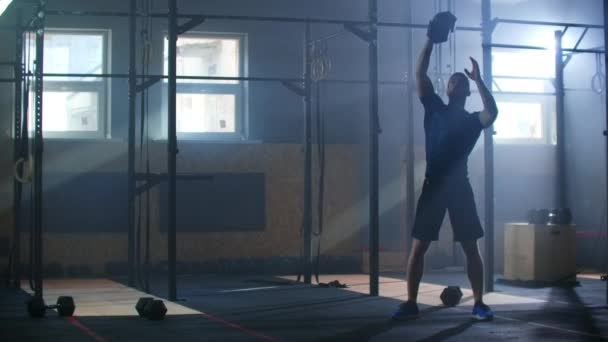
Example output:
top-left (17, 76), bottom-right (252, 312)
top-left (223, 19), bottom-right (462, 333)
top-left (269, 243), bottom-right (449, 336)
top-left (1, 272), bottom-right (607, 341)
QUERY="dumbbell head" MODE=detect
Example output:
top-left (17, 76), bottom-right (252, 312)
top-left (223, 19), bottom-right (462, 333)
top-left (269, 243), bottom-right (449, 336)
top-left (56, 296), bottom-right (75, 317)
top-left (27, 296), bottom-right (47, 318)
top-left (440, 286), bottom-right (463, 307)
top-left (136, 297), bottom-right (154, 317)
top-left (144, 300), bottom-right (167, 321)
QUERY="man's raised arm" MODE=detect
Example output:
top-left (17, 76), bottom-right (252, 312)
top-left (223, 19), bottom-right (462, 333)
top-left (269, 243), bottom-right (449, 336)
top-left (465, 57), bottom-right (498, 128)
top-left (416, 38), bottom-right (435, 99)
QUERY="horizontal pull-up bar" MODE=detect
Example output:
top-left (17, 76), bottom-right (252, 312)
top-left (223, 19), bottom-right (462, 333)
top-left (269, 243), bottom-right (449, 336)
top-left (23, 72), bottom-right (411, 85)
top-left (487, 43), bottom-right (605, 54)
top-left (495, 18), bottom-right (603, 30)
top-left (24, 72), bottom-right (304, 83)
top-left (45, 9), bottom-right (481, 31)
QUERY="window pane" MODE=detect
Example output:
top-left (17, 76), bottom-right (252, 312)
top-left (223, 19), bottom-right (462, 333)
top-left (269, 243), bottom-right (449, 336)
top-left (492, 51), bottom-right (554, 94)
top-left (493, 78), bottom-right (548, 93)
top-left (165, 36), bottom-right (240, 84)
top-left (27, 32), bottom-right (105, 81)
top-left (494, 102), bottom-right (543, 140)
top-left (177, 93), bottom-right (235, 133)
top-left (493, 51), bottom-right (555, 78)
top-left (30, 91), bottom-right (99, 132)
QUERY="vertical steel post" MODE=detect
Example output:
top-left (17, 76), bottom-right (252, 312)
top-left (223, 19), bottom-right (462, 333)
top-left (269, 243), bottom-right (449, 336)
top-left (481, 0), bottom-right (495, 293)
top-left (12, 9), bottom-right (23, 289)
top-left (369, 0), bottom-right (380, 297)
top-left (167, 0), bottom-right (178, 302)
top-left (128, 0), bottom-right (137, 288)
top-left (404, 0), bottom-right (415, 266)
top-left (33, 1), bottom-right (46, 298)
top-left (555, 30), bottom-right (567, 209)
top-left (603, 0), bottom-right (608, 306)
top-left (303, 21), bottom-right (313, 284)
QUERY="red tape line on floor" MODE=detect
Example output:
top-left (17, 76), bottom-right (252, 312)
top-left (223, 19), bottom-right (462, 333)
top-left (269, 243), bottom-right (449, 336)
top-left (200, 312), bottom-right (278, 342)
top-left (66, 317), bottom-right (107, 342)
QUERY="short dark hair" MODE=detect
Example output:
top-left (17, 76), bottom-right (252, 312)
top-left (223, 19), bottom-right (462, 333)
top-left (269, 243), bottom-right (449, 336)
top-left (449, 72), bottom-right (468, 83)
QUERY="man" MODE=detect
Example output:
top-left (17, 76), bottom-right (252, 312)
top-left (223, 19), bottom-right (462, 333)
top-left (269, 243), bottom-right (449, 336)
top-left (392, 13), bottom-right (498, 321)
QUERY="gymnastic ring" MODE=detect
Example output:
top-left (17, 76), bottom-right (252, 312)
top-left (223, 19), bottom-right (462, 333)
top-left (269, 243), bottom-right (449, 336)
top-left (14, 158), bottom-right (32, 184)
top-left (312, 61), bottom-right (323, 81)
top-left (324, 58), bottom-right (332, 78)
top-left (591, 72), bottom-right (605, 94)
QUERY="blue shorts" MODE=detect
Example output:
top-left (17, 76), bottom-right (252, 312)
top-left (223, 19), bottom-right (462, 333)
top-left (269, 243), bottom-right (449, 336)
top-left (412, 177), bottom-right (484, 242)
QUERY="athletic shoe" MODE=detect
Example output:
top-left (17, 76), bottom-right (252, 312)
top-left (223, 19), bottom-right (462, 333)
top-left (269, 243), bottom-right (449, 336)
top-left (471, 302), bottom-right (494, 321)
top-left (392, 301), bottom-right (419, 321)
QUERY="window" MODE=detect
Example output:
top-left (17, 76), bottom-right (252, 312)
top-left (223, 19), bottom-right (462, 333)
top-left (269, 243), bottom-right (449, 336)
top-left (27, 30), bottom-right (108, 138)
top-left (494, 102), bottom-right (544, 140)
top-left (492, 50), bottom-right (555, 143)
top-left (492, 50), bottom-right (554, 93)
top-left (163, 33), bottom-right (245, 138)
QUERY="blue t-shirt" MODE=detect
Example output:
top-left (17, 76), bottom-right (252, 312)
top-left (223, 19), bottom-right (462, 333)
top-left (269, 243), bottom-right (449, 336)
top-left (422, 93), bottom-right (483, 179)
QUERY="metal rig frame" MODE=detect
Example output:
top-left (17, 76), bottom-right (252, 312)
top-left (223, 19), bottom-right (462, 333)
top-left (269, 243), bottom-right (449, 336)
top-left (4, 0), bottom-right (608, 305)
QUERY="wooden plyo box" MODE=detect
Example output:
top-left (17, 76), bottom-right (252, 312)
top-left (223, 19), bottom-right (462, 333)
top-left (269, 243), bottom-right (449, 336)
top-left (504, 223), bottom-right (576, 282)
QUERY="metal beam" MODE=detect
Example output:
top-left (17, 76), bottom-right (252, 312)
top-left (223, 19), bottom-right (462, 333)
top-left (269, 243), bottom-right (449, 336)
top-left (555, 31), bottom-right (567, 210)
top-left (280, 80), bottom-right (306, 97)
top-left (368, 0), bottom-right (380, 297)
top-left (404, 0), bottom-right (415, 278)
top-left (604, 0), bottom-right (608, 306)
top-left (302, 21), bottom-right (313, 284)
top-left (495, 18), bottom-right (603, 30)
top-left (30, 72), bottom-right (303, 82)
top-left (344, 23), bottom-right (372, 42)
top-left (29, 72), bottom-right (413, 85)
top-left (482, 0), bottom-right (495, 294)
top-left (167, 0), bottom-right (178, 302)
top-left (44, 9), bottom-right (482, 31)
top-left (136, 76), bottom-right (161, 93)
top-left (127, 0), bottom-right (136, 288)
top-left (487, 43), bottom-right (604, 54)
top-left (32, 1), bottom-right (45, 298)
top-left (11, 8), bottom-right (22, 290)
top-left (176, 16), bottom-right (205, 35)
top-left (563, 28), bottom-right (589, 67)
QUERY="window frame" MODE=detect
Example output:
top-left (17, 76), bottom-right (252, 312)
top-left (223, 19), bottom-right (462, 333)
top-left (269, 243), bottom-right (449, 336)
top-left (161, 31), bottom-right (248, 141)
top-left (29, 28), bottom-right (110, 139)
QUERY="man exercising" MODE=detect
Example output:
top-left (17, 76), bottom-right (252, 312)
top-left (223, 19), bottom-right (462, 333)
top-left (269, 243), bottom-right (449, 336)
top-left (392, 12), bottom-right (498, 321)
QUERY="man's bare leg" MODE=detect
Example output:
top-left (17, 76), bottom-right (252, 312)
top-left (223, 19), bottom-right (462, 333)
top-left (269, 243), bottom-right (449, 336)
top-left (460, 240), bottom-right (484, 304)
top-left (406, 238), bottom-right (431, 303)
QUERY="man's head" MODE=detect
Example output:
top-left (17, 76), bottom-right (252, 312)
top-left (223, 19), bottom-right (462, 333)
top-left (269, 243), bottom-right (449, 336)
top-left (447, 72), bottom-right (471, 99)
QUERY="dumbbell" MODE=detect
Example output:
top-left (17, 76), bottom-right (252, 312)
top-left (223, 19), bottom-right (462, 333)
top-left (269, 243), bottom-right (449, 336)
top-left (27, 296), bottom-right (76, 318)
top-left (440, 286), bottom-right (463, 307)
top-left (136, 297), bottom-right (167, 320)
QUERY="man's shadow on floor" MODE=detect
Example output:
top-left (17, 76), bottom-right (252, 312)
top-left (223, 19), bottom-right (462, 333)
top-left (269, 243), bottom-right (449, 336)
top-left (319, 296), bottom-right (477, 342)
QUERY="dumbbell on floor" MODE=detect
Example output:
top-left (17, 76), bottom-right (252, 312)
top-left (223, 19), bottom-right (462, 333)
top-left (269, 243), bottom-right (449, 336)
top-left (27, 296), bottom-right (76, 318)
top-left (440, 286), bottom-right (463, 307)
top-left (136, 297), bottom-right (167, 320)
